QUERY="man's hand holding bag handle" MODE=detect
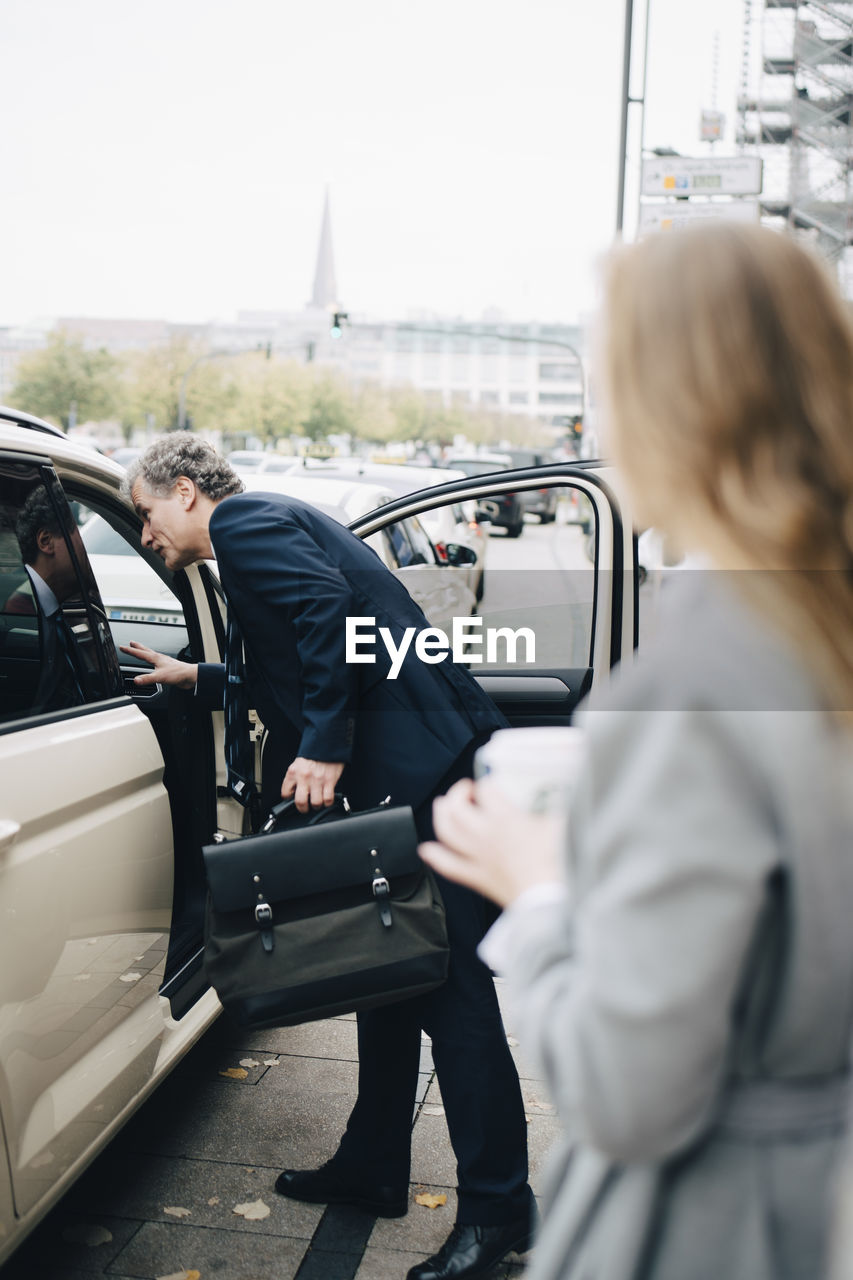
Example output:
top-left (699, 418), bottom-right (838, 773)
top-left (202, 795), bottom-right (450, 1029)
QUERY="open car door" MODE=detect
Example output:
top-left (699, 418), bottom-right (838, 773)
top-left (348, 461), bottom-right (636, 726)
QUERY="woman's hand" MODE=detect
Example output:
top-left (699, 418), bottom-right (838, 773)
top-left (119, 641), bottom-right (198, 689)
top-left (419, 777), bottom-right (566, 908)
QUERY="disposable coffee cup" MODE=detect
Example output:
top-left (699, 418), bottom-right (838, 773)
top-left (473, 726), bottom-right (586, 815)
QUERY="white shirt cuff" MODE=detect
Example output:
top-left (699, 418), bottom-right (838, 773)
top-left (478, 881), bottom-right (569, 974)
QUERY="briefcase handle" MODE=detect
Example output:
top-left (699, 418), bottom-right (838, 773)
top-left (261, 792), bottom-right (352, 834)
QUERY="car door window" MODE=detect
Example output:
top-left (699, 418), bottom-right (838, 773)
top-left (76, 502), bottom-right (190, 662)
top-left (404, 516), bottom-right (435, 565)
top-left (405, 483), bottom-right (594, 670)
top-left (472, 484), bottom-right (595, 670)
top-left (382, 521), bottom-right (416, 568)
top-left (0, 461), bottom-right (121, 725)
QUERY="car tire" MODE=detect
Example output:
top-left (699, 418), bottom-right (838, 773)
top-left (506, 520), bottom-right (524, 538)
top-left (539, 511), bottom-right (556, 524)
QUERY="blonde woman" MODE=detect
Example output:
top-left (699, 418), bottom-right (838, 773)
top-left (420, 223), bottom-right (853, 1280)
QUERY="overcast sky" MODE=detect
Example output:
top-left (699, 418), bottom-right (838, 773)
top-left (3, 0), bottom-right (743, 328)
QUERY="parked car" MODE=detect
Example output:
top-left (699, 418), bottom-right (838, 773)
top-left (442, 453), bottom-right (526, 538)
top-left (499, 449), bottom-right (559, 523)
top-left (0, 405), bottom-right (632, 1267)
top-left (225, 449), bottom-right (266, 470)
top-left (230, 453), bottom-right (297, 476)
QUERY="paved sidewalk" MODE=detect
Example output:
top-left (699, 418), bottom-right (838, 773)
top-left (2, 986), bottom-right (559, 1280)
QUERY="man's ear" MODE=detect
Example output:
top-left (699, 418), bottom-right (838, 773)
top-left (175, 475), bottom-right (197, 508)
top-left (36, 528), bottom-right (55, 556)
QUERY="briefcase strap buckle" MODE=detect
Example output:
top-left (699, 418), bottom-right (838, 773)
top-left (255, 900), bottom-right (275, 952)
top-left (372, 875), bottom-right (393, 928)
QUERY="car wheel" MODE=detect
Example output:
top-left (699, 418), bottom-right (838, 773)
top-left (506, 520), bottom-right (524, 538)
top-left (539, 511), bottom-right (556, 525)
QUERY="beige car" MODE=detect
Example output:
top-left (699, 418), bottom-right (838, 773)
top-left (0, 408), bottom-right (634, 1266)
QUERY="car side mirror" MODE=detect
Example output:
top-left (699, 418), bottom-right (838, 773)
top-left (444, 543), bottom-right (478, 567)
top-left (475, 502), bottom-right (499, 524)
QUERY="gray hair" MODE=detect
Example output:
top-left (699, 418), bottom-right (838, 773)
top-left (123, 433), bottom-right (244, 502)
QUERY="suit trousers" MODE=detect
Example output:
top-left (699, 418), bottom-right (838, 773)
top-left (333, 739), bottom-right (531, 1226)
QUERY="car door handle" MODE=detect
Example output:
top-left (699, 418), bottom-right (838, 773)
top-left (0, 819), bottom-right (21, 855)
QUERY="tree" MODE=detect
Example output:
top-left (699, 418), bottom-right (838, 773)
top-left (11, 331), bottom-right (121, 429)
top-left (299, 371), bottom-right (357, 442)
top-left (231, 356), bottom-right (311, 446)
top-left (118, 337), bottom-right (240, 435)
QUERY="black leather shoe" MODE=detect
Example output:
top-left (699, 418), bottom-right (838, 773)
top-left (274, 1159), bottom-right (408, 1217)
top-left (405, 1218), bottom-right (535, 1279)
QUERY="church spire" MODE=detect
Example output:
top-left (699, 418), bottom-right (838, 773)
top-left (310, 187), bottom-right (339, 311)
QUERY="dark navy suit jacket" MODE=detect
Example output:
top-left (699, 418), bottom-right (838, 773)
top-left (196, 491), bottom-right (505, 811)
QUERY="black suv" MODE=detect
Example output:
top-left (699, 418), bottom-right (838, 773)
top-left (442, 454), bottom-right (526, 537)
top-left (501, 449), bottom-right (559, 524)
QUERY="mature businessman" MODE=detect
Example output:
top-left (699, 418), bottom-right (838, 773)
top-left (121, 436), bottom-right (535, 1280)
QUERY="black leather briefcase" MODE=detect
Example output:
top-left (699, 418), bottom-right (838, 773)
top-left (202, 797), bottom-right (449, 1028)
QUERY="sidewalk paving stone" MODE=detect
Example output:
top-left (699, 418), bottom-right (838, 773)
top-left (104, 1220), bottom-right (307, 1278)
top-left (2, 988), bottom-right (558, 1280)
top-left (64, 1152), bottom-right (323, 1239)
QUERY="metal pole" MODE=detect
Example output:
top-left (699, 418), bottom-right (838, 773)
top-left (634, 0), bottom-right (652, 233)
top-left (616, 0), bottom-right (635, 233)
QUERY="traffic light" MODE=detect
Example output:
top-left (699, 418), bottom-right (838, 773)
top-left (330, 311), bottom-right (349, 338)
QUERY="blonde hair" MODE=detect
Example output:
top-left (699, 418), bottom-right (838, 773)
top-left (602, 222), bottom-right (853, 716)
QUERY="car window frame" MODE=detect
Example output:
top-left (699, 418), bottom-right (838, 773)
top-left (347, 462), bottom-right (634, 681)
top-left (0, 454), bottom-right (128, 732)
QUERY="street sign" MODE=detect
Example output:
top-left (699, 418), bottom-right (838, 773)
top-left (641, 155), bottom-right (763, 197)
top-left (639, 200), bottom-right (761, 233)
top-left (700, 109), bottom-right (725, 142)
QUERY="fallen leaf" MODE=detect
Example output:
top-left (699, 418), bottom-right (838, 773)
top-left (420, 1104), bottom-right (445, 1117)
top-left (61, 1222), bottom-right (114, 1246)
top-left (163, 1206), bottom-right (191, 1219)
top-left (414, 1193), bottom-right (447, 1210)
top-left (233, 1199), bottom-right (271, 1221)
top-left (239, 1058), bottom-right (259, 1068)
top-left (262, 1058), bottom-right (279, 1066)
top-left (526, 1098), bottom-right (556, 1115)
top-left (207, 1196), bottom-right (220, 1206)
top-left (218, 1067), bottom-right (248, 1080)
top-left (119, 972), bottom-right (142, 983)
top-left (156, 1271), bottom-right (201, 1280)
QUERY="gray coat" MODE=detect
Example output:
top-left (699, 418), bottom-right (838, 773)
top-left (501, 573), bottom-right (853, 1280)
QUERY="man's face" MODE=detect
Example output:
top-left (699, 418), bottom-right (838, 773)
top-left (131, 481), bottom-right (201, 571)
